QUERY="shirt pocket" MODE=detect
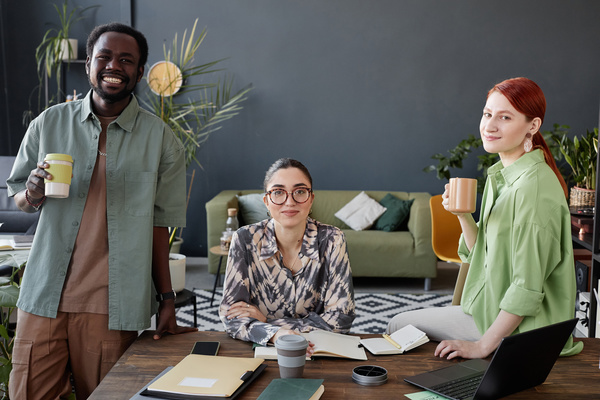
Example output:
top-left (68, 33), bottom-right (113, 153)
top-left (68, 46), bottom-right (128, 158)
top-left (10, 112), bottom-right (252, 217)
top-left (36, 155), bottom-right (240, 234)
top-left (124, 171), bottom-right (157, 217)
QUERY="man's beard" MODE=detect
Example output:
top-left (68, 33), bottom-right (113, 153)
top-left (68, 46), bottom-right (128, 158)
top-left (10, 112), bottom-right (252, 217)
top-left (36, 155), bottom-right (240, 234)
top-left (89, 73), bottom-right (135, 103)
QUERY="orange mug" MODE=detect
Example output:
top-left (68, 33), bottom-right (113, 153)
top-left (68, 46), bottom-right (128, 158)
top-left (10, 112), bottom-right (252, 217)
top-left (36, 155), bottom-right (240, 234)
top-left (448, 178), bottom-right (477, 213)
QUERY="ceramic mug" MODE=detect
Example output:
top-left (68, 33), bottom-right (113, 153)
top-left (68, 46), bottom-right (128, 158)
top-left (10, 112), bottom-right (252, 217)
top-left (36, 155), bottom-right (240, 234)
top-left (448, 178), bottom-right (477, 213)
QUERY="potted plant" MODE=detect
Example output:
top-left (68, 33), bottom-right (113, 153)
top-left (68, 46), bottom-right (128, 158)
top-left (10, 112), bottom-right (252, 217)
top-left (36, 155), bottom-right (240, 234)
top-left (23, 0), bottom-right (98, 126)
top-left (142, 19), bottom-right (252, 287)
top-left (546, 124), bottom-right (598, 207)
top-left (423, 134), bottom-right (498, 194)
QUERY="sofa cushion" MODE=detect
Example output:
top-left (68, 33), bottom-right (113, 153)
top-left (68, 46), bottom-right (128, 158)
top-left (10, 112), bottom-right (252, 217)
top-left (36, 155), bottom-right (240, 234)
top-left (237, 193), bottom-right (269, 225)
top-left (374, 193), bottom-right (414, 232)
top-left (334, 191), bottom-right (387, 231)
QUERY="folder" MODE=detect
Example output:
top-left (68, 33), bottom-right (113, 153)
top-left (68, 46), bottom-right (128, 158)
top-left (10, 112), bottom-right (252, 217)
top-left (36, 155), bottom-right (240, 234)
top-left (141, 354), bottom-right (266, 399)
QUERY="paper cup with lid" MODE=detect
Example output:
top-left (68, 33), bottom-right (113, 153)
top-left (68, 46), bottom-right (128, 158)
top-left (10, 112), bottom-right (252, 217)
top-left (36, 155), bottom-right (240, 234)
top-left (275, 334), bottom-right (309, 378)
top-left (44, 153), bottom-right (73, 198)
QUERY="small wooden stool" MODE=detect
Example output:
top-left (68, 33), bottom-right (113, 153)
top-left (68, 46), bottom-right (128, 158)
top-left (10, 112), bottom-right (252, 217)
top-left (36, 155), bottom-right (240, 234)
top-left (209, 246), bottom-right (229, 306)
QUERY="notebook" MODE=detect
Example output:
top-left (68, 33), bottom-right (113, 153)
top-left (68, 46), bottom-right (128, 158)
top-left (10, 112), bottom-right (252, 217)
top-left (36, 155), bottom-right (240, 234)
top-left (404, 318), bottom-right (578, 400)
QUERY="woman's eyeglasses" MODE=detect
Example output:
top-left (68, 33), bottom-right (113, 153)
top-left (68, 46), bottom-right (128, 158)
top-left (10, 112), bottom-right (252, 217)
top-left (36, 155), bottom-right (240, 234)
top-left (266, 188), bottom-right (312, 205)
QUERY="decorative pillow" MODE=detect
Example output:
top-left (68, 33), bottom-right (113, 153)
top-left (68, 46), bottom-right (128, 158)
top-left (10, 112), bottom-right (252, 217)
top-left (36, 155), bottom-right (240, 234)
top-left (374, 193), bottom-right (414, 232)
top-left (334, 191), bottom-right (387, 231)
top-left (237, 193), bottom-right (269, 225)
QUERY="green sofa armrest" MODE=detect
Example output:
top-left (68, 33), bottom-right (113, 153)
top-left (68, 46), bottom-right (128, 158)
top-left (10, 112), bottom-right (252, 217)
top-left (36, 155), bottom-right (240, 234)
top-left (406, 192), bottom-right (433, 257)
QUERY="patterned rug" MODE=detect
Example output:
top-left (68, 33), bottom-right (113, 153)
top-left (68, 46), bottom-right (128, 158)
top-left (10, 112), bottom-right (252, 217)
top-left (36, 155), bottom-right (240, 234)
top-left (175, 289), bottom-right (453, 334)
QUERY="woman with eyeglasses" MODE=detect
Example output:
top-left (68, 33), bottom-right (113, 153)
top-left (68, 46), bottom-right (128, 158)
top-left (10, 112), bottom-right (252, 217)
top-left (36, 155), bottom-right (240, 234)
top-left (219, 158), bottom-right (355, 349)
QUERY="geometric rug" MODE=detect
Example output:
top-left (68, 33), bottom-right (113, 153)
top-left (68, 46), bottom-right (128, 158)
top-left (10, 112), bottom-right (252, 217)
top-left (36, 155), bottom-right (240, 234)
top-left (175, 289), bottom-right (453, 335)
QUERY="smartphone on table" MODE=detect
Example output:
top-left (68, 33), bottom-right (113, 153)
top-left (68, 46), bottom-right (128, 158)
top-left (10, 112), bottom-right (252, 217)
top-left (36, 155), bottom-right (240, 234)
top-left (190, 341), bottom-right (220, 356)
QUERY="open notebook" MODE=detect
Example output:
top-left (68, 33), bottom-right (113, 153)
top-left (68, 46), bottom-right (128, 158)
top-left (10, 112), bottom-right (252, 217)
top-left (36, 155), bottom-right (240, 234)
top-left (254, 330), bottom-right (367, 361)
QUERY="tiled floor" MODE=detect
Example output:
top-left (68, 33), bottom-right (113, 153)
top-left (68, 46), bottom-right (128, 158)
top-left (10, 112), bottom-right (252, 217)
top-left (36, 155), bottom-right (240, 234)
top-left (183, 258), bottom-right (459, 295)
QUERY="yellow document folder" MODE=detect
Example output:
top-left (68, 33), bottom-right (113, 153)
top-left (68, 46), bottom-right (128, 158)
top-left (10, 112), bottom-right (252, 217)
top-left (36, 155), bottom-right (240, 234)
top-left (147, 354), bottom-right (264, 397)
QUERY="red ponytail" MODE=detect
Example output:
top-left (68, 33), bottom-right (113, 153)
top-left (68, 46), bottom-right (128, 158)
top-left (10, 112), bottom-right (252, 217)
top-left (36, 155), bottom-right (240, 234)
top-left (531, 134), bottom-right (568, 198)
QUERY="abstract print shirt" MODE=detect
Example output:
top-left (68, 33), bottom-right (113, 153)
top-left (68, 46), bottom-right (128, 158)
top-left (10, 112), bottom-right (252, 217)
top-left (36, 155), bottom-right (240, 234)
top-left (219, 217), bottom-right (355, 345)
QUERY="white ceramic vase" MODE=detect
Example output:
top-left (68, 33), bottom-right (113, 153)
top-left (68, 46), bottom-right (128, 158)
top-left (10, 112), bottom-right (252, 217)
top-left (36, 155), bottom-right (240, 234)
top-left (60, 38), bottom-right (78, 60)
top-left (168, 253), bottom-right (186, 293)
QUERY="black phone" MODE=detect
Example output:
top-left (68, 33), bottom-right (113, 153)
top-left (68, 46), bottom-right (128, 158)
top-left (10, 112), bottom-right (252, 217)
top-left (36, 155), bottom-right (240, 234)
top-left (190, 341), bottom-right (220, 356)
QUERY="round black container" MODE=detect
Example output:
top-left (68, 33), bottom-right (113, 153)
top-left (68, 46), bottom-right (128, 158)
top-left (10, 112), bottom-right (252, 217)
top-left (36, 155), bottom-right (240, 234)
top-left (352, 365), bottom-right (388, 386)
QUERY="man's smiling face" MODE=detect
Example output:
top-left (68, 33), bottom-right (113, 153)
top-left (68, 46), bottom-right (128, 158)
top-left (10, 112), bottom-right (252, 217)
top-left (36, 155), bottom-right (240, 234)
top-left (86, 31), bottom-right (143, 105)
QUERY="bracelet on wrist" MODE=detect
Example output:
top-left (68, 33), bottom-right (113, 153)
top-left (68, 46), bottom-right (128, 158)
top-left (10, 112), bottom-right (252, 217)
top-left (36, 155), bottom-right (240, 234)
top-left (25, 190), bottom-right (46, 211)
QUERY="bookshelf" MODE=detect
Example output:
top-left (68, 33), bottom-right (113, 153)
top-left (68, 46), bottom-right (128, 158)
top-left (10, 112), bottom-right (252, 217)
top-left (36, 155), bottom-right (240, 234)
top-left (572, 127), bottom-right (600, 338)
top-left (44, 59), bottom-right (87, 107)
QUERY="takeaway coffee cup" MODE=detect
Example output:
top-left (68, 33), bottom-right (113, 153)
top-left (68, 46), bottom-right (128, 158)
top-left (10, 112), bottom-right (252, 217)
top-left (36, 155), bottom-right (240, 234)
top-left (275, 334), bottom-right (308, 379)
top-left (448, 177), bottom-right (477, 213)
top-left (44, 153), bottom-right (73, 198)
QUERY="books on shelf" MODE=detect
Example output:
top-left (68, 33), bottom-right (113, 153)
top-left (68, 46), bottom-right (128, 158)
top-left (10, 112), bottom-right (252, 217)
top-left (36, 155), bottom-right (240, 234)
top-left (257, 378), bottom-right (324, 400)
top-left (359, 324), bottom-right (429, 355)
top-left (0, 235), bottom-right (34, 251)
top-left (140, 354), bottom-right (266, 399)
top-left (254, 329), bottom-right (367, 361)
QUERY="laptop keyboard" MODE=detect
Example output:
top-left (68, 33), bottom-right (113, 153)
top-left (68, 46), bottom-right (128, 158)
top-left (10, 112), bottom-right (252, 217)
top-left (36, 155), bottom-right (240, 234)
top-left (429, 372), bottom-right (484, 400)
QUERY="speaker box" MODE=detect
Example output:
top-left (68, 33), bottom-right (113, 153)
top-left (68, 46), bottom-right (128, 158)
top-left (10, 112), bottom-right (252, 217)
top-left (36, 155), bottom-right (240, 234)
top-left (575, 260), bottom-right (591, 293)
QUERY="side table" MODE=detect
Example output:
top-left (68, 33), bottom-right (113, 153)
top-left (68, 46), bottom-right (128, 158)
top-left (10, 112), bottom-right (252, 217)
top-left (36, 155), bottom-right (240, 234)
top-left (209, 245), bottom-right (229, 306)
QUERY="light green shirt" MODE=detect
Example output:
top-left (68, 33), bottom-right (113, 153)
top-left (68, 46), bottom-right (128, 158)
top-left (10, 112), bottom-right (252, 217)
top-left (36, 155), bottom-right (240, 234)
top-left (458, 149), bottom-right (582, 356)
top-left (7, 91), bottom-right (186, 330)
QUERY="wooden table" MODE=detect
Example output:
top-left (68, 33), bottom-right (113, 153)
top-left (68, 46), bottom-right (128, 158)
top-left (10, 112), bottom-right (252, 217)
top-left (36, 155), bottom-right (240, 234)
top-left (89, 331), bottom-right (600, 399)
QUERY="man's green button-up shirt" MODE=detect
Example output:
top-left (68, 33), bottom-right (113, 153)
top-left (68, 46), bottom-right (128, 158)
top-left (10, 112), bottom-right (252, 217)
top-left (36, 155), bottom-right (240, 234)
top-left (7, 91), bottom-right (187, 330)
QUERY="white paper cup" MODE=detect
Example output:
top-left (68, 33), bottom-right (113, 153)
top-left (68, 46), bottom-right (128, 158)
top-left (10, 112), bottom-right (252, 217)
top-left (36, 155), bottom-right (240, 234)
top-left (44, 153), bottom-right (73, 198)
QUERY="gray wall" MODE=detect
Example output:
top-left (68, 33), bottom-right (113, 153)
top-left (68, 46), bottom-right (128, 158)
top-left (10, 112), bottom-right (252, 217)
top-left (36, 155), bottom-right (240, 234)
top-left (2, 0), bottom-right (600, 256)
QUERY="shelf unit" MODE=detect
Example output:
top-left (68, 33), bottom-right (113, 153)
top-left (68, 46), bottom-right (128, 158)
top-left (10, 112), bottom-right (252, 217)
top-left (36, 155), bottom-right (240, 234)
top-left (44, 59), bottom-right (87, 107)
top-left (572, 145), bottom-right (600, 338)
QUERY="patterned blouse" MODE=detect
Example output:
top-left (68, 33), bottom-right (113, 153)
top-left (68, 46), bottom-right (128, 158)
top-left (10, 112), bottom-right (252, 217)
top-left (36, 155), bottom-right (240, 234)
top-left (219, 217), bottom-right (355, 345)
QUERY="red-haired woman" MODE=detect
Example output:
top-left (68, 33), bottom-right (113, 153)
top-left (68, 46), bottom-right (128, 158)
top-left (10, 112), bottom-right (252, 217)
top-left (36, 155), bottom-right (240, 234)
top-left (387, 77), bottom-right (582, 358)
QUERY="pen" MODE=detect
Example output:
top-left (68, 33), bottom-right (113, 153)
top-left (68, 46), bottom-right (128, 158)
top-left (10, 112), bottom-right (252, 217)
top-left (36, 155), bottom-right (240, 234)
top-left (383, 334), bottom-right (402, 350)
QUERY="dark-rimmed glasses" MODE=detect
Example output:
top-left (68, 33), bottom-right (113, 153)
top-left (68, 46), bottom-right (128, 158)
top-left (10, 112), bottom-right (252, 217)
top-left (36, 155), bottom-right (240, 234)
top-left (266, 188), bottom-right (312, 205)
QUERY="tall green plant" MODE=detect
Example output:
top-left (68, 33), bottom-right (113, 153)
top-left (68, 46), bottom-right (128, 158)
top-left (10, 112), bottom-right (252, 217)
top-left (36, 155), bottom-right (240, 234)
top-left (142, 19), bottom-right (253, 248)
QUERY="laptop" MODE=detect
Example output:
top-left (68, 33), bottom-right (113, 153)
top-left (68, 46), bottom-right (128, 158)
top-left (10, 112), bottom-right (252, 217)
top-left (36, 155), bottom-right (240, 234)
top-left (404, 318), bottom-right (578, 400)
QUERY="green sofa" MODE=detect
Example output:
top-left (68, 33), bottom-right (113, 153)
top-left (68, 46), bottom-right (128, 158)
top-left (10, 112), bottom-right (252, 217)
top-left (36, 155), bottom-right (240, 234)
top-left (205, 190), bottom-right (437, 290)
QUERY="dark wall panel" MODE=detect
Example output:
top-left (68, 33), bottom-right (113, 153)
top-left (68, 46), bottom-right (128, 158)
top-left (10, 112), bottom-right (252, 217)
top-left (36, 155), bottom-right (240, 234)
top-left (3, 1), bottom-right (600, 256)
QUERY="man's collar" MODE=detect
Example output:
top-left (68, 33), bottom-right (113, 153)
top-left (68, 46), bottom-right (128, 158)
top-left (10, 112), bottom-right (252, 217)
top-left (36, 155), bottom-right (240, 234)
top-left (80, 90), bottom-right (139, 132)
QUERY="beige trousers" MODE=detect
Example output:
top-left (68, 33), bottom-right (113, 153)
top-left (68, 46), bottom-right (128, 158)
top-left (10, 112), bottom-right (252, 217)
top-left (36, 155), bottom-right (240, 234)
top-left (9, 310), bottom-right (138, 400)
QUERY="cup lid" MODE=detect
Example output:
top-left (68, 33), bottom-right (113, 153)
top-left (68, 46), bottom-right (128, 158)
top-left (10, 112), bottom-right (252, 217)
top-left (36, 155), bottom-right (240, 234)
top-left (45, 153), bottom-right (73, 163)
top-left (275, 334), bottom-right (308, 351)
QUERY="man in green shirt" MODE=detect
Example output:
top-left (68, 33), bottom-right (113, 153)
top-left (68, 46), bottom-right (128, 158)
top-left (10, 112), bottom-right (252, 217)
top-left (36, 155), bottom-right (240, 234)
top-left (7, 23), bottom-right (196, 399)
